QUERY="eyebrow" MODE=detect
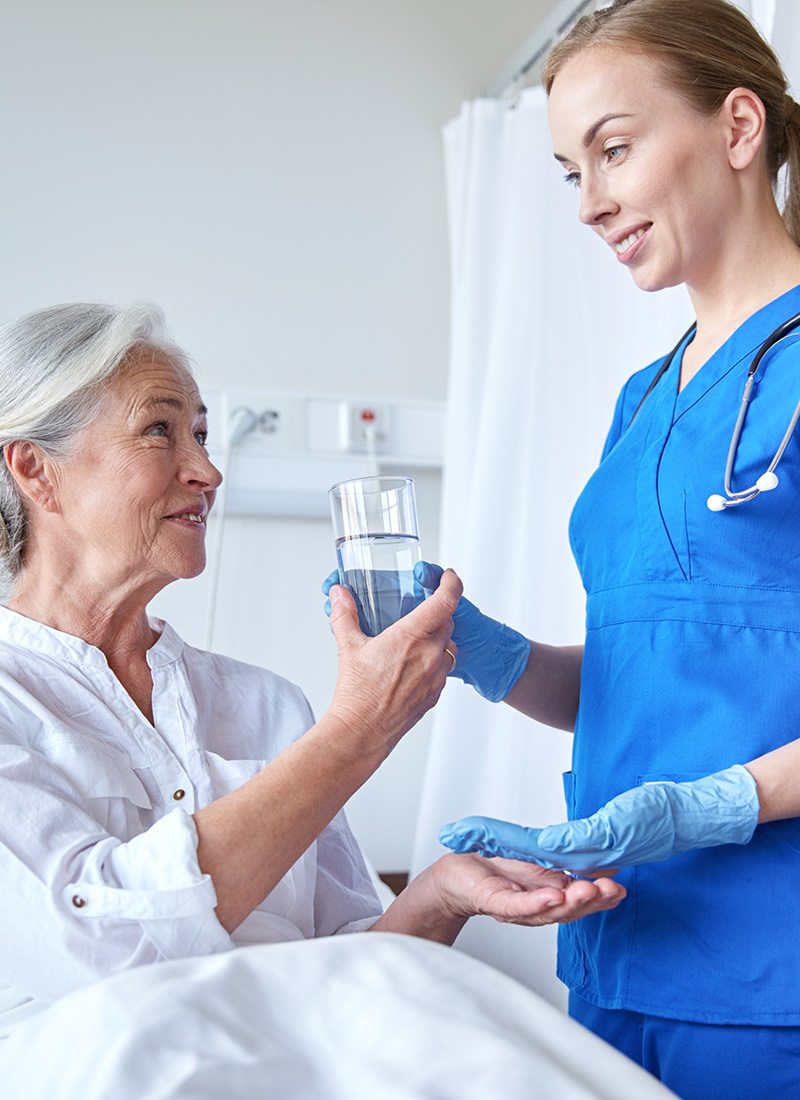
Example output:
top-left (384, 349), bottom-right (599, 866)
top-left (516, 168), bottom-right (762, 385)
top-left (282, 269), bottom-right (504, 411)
top-left (553, 113), bottom-right (633, 163)
top-left (142, 396), bottom-right (208, 417)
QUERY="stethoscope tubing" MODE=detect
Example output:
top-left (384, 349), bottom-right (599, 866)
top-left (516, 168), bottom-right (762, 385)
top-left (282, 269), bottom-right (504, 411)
top-left (628, 311), bottom-right (800, 511)
top-left (722, 376), bottom-right (757, 502)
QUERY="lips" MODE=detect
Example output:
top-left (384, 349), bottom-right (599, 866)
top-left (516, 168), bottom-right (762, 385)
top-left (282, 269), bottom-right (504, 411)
top-left (167, 507), bottom-right (207, 525)
top-left (607, 223), bottom-right (651, 263)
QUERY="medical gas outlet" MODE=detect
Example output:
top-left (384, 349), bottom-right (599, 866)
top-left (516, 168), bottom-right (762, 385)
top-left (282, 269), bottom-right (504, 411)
top-left (343, 403), bottom-right (389, 453)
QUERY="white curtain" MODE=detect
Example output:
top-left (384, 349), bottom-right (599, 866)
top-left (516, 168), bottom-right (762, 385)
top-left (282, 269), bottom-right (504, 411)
top-left (410, 86), bottom-right (694, 1008)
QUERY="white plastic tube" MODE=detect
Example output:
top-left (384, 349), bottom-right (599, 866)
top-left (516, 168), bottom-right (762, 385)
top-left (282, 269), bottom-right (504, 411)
top-left (203, 407), bottom-right (258, 651)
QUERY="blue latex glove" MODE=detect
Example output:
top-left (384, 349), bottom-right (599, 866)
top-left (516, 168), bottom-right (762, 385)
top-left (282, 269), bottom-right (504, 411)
top-left (321, 570), bottom-right (337, 626)
top-left (321, 567), bottom-right (423, 637)
top-left (438, 765), bottom-right (760, 872)
top-left (321, 568), bottom-right (426, 636)
top-left (322, 562), bottom-right (530, 701)
top-left (412, 561), bottom-right (531, 702)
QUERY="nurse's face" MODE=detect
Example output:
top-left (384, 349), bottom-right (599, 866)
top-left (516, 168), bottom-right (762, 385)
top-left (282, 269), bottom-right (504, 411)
top-left (547, 47), bottom-right (735, 294)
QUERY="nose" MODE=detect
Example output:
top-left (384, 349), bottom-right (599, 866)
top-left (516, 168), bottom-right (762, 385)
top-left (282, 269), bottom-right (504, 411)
top-left (578, 172), bottom-right (618, 228)
top-left (178, 439), bottom-right (223, 492)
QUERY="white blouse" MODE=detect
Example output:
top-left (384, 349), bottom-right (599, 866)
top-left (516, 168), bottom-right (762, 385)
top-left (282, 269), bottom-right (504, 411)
top-left (0, 607), bottom-right (381, 1036)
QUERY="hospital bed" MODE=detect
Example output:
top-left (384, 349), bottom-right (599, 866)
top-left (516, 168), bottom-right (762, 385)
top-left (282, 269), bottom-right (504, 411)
top-left (0, 931), bottom-right (677, 1099)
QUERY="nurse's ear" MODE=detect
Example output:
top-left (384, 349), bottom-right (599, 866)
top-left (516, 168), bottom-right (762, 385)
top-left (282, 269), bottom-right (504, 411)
top-left (4, 441), bottom-right (60, 514)
top-left (721, 86), bottom-right (767, 171)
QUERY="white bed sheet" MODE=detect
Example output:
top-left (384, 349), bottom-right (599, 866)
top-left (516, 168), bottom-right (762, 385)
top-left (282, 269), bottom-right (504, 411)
top-left (0, 932), bottom-right (678, 1099)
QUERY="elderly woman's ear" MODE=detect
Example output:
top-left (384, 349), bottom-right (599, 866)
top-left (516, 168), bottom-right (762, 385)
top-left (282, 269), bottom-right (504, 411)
top-left (3, 441), bottom-right (59, 513)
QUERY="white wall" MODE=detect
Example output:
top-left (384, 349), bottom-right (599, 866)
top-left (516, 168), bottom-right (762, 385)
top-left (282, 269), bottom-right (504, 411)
top-left (0, 0), bottom-right (547, 399)
top-left (0, 0), bottom-right (549, 871)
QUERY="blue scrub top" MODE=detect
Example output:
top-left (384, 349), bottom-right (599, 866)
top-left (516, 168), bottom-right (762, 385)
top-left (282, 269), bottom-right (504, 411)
top-left (559, 284), bottom-right (800, 1025)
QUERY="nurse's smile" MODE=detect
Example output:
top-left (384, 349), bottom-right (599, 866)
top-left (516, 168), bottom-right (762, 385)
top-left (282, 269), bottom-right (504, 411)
top-left (609, 224), bottom-right (651, 262)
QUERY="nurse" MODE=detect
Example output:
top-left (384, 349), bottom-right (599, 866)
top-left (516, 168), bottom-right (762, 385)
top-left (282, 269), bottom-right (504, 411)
top-left (427, 0), bottom-right (800, 1096)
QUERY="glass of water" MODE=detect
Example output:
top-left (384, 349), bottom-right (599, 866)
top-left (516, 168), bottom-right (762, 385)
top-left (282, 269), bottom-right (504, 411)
top-left (329, 475), bottom-right (422, 636)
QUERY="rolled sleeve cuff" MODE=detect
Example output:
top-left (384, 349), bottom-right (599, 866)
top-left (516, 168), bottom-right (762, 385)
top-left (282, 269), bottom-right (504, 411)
top-left (63, 809), bottom-right (234, 959)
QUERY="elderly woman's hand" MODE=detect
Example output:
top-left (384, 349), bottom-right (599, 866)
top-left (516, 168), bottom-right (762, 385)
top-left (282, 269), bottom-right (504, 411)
top-left (429, 851), bottom-right (625, 927)
top-left (326, 569), bottom-right (462, 754)
top-left (370, 851), bottom-right (625, 944)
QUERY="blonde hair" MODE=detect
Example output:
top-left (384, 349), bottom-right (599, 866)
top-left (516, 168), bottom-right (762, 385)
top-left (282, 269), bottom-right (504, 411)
top-left (543, 0), bottom-right (800, 245)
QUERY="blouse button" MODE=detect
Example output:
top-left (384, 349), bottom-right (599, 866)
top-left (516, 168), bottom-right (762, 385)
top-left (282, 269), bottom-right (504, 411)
top-left (72, 895), bottom-right (86, 908)
top-left (172, 789), bottom-right (186, 801)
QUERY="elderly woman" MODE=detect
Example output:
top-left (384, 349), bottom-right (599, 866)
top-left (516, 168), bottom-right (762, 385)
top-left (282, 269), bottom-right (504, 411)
top-left (0, 302), bottom-right (623, 1037)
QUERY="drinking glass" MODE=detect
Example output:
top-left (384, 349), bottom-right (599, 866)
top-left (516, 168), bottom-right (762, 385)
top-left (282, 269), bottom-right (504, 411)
top-left (329, 475), bottom-right (422, 636)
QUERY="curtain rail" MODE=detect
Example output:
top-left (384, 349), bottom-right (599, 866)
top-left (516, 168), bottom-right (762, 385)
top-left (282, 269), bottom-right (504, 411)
top-left (481, 0), bottom-right (600, 98)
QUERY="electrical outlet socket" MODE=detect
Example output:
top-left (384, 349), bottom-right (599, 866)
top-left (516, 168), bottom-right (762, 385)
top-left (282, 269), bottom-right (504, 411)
top-left (213, 390), bottom-right (307, 452)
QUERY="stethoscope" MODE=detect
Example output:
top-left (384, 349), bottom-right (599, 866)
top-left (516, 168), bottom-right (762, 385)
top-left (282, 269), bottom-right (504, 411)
top-left (628, 311), bottom-right (800, 511)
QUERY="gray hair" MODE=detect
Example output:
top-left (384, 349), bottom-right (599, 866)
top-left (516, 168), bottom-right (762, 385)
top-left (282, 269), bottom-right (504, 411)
top-left (0, 302), bottom-right (192, 594)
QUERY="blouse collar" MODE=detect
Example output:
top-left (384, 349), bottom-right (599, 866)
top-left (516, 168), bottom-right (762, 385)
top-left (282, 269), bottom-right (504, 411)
top-left (0, 605), bottom-right (185, 670)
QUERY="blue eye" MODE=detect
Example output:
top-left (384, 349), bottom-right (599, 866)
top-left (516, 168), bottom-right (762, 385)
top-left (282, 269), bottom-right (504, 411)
top-left (604, 144), bottom-right (628, 163)
top-left (149, 421), bottom-right (169, 437)
top-left (194, 429), bottom-right (209, 450)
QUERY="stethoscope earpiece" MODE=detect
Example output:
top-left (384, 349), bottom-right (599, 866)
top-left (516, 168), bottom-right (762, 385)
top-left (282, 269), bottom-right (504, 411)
top-left (707, 472), bottom-right (779, 511)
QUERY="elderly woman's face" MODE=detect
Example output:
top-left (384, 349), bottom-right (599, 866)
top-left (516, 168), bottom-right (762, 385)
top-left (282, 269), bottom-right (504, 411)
top-left (51, 355), bottom-right (221, 592)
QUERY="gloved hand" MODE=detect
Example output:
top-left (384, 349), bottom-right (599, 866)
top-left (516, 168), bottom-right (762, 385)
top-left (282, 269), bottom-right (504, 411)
top-left (321, 568), bottom-right (427, 637)
top-left (322, 562), bottom-right (530, 701)
top-left (412, 561), bottom-right (531, 702)
top-left (438, 765), bottom-right (760, 872)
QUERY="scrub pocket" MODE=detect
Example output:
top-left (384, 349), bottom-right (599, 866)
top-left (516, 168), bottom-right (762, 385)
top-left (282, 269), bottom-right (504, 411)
top-left (637, 771), bottom-right (710, 786)
top-left (562, 771), bottom-right (576, 818)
